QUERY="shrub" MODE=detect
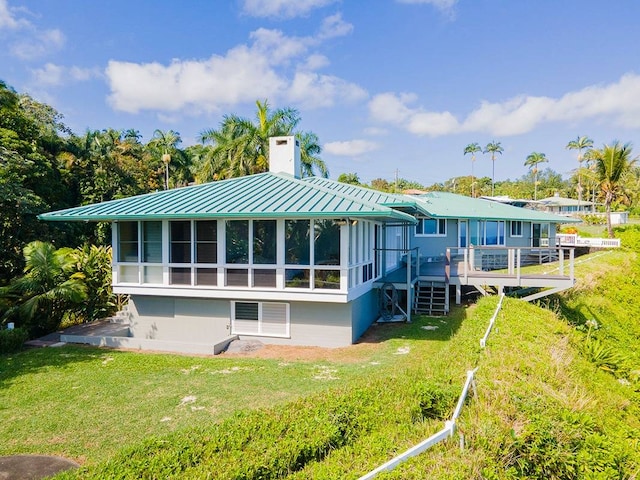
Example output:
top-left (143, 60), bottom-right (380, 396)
top-left (0, 327), bottom-right (28, 354)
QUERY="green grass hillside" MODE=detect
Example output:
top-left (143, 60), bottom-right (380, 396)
top-left (2, 227), bottom-right (639, 479)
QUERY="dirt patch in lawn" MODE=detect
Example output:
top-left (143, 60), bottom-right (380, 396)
top-left (223, 322), bottom-right (403, 362)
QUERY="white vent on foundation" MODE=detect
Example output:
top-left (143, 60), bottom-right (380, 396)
top-left (269, 136), bottom-right (301, 178)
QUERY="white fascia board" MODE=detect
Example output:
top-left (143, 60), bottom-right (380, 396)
top-left (113, 285), bottom-right (349, 303)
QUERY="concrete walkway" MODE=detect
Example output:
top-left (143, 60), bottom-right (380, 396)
top-left (25, 320), bottom-right (125, 348)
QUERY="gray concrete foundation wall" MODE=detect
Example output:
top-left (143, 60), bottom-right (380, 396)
top-left (126, 295), bottom-right (362, 349)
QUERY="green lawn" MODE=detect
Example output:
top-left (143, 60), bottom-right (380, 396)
top-left (0, 311), bottom-right (465, 466)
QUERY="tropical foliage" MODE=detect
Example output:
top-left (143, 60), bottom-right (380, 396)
top-left (524, 151), bottom-right (549, 200)
top-left (592, 141), bottom-right (637, 237)
top-left (0, 242), bottom-right (116, 336)
top-left (196, 100), bottom-right (328, 181)
top-left (483, 140), bottom-right (504, 195)
top-left (463, 142), bottom-right (482, 197)
top-left (566, 135), bottom-right (594, 205)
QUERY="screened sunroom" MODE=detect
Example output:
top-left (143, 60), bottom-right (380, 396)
top-left (112, 216), bottom-right (385, 296)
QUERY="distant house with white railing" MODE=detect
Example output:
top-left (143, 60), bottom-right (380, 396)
top-left (40, 136), bottom-right (580, 354)
top-left (537, 193), bottom-right (595, 215)
top-left (556, 233), bottom-right (621, 248)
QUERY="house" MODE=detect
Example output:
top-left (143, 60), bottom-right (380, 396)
top-left (40, 137), bottom-right (578, 354)
top-left (537, 193), bottom-right (595, 215)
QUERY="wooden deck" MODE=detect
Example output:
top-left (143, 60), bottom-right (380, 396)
top-left (374, 247), bottom-right (575, 297)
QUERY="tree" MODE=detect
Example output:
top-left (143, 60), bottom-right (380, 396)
top-left (297, 131), bottom-right (327, 178)
top-left (337, 172), bottom-right (361, 185)
top-left (0, 241), bottom-right (86, 336)
top-left (566, 135), bottom-right (594, 209)
top-left (593, 141), bottom-right (638, 238)
top-left (197, 100), bottom-right (328, 181)
top-left (463, 142), bottom-right (482, 197)
top-left (483, 141), bottom-right (504, 196)
top-left (524, 152), bottom-right (549, 200)
top-left (149, 129), bottom-right (185, 189)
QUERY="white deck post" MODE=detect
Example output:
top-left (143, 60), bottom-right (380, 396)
top-left (570, 248), bottom-right (574, 282)
top-left (406, 249), bottom-right (412, 323)
top-left (516, 249), bottom-right (521, 284)
top-left (559, 248), bottom-right (564, 276)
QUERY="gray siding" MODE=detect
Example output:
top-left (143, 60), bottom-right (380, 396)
top-left (129, 296), bottom-right (230, 343)
top-left (410, 219), bottom-right (457, 258)
top-left (128, 295), bottom-right (357, 348)
top-left (350, 289), bottom-right (378, 342)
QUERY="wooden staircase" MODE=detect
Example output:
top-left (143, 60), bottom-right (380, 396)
top-left (413, 281), bottom-right (448, 316)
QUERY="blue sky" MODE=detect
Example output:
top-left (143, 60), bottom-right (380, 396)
top-left (2, 0), bottom-right (640, 186)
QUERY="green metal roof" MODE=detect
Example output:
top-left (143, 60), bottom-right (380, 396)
top-left (39, 172), bottom-right (416, 223)
top-left (538, 195), bottom-right (595, 207)
top-left (413, 191), bottom-right (580, 223)
top-left (302, 177), bottom-right (419, 210)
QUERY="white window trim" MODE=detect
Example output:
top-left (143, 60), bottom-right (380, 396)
top-left (510, 220), bottom-right (523, 238)
top-left (415, 217), bottom-right (447, 237)
top-left (231, 301), bottom-right (290, 338)
top-left (481, 220), bottom-right (506, 246)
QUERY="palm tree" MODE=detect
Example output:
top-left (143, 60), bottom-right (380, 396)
top-left (524, 152), bottom-right (549, 200)
top-left (566, 135), bottom-right (593, 210)
top-left (483, 141), bottom-right (503, 196)
top-left (297, 131), bottom-right (328, 178)
top-left (593, 141), bottom-right (637, 238)
top-left (149, 129), bottom-right (182, 189)
top-left (197, 100), bottom-right (328, 180)
top-left (0, 241), bottom-right (86, 335)
top-left (464, 142), bottom-right (482, 197)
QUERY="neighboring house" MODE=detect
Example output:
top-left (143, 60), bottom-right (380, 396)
top-left (537, 193), bottom-right (595, 215)
top-left (40, 137), bottom-right (578, 354)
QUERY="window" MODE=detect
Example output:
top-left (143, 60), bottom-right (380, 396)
top-left (314, 219), bottom-right (340, 265)
top-left (143, 222), bottom-right (162, 262)
top-left (232, 301), bottom-right (289, 337)
top-left (118, 222), bottom-right (138, 262)
top-left (253, 220), bottom-right (276, 264)
top-left (285, 220), bottom-right (310, 265)
top-left (170, 221), bottom-right (191, 263)
top-left (226, 220), bottom-right (249, 264)
top-left (482, 221), bottom-right (505, 246)
top-left (511, 221), bottom-right (523, 237)
top-left (195, 220), bottom-right (217, 263)
top-left (416, 218), bottom-right (446, 236)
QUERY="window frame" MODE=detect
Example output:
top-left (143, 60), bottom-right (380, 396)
top-left (415, 217), bottom-right (447, 237)
top-left (510, 220), bottom-right (523, 238)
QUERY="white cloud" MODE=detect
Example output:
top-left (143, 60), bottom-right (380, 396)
top-left (10, 27), bottom-right (65, 59)
top-left (396, 0), bottom-right (458, 14)
top-left (324, 139), bottom-right (380, 156)
top-left (301, 54), bottom-right (330, 71)
top-left (368, 92), bottom-right (417, 124)
top-left (363, 126), bottom-right (389, 136)
top-left (31, 63), bottom-right (101, 87)
top-left (0, 0), bottom-right (28, 30)
top-left (369, 73), bottom-right (640, 137)
top-left (288, 71), bottom-right (367, 108)
top-left (0, 1), bottom-right (65, 59)
top-left (318, 13), bottom-right (353, 40)
top-left (242, 0), bottom-right (338, 18)
top-left (106, 18), bottom-right (366, 114)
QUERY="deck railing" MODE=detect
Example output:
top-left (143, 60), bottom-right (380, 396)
top-left (556, 233), bottom-right (620, 248)
top-left (456, 245), bottom-right (574, 282)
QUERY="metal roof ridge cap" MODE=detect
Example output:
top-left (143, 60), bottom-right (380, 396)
top-left (272, 173), bottom-right (397, 213)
